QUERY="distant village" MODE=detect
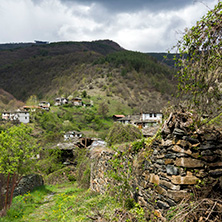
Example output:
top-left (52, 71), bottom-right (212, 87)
top-left (1, 96), bottom-right (163, 138)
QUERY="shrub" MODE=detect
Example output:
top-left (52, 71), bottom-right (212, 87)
top-left (106, 123), bottom-right (142, 146)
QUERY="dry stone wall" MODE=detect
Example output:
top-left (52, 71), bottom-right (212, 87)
top-left (13, 174), bottom-right (44, 197)
top-left (90, 112), bottom-right (222, 211)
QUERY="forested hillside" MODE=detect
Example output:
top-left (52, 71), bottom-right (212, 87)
top-left (0, 40), bottom-right (176, 112)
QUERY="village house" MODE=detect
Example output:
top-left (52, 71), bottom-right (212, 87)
top-left (23, 105), bottom-right (39, 112)
top-left (141, 112), bottom-right (163, 124)
top-left (39, 101), bottom-right (50, 111)
top-left (55, 97), bottom-right (68, 106)
top-left (71, 97), bottom-right (83, 106)
top-left (2, 111), bottom-right (30, 123)
top-left (113, 114), bottom-right (125, 121)
top-left (117, 116), bottom-right (132, 124)
top-left (134, 119), bottom-right (159, 129)
top-left (117, 111), bottom-right (163, 129)
top-left (64, 131), bottom-right (83, 141)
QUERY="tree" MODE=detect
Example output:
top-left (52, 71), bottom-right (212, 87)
top-left (175, 2), bottom-right (222, 119)
top-left (98, 102), bottom-right (109, 118)
top-left (0, 124), bottom-right (39, 216)
top-left (82, 90), bottom-right (87, 98)
top-left (106, 123), bottom-right (142, 146)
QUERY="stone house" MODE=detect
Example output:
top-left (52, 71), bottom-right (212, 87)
top-left (64, 131), bottom-right (83, 141)
top-left (2, 111), bottom-right (30, 123)
top-left (113, 115), bottom-right (125, 121)
top-left (55, 97), bottom-right (68, 106)
top-left (23, 105), bottom-right (39, 112)
top-left (141, 112), bottom-right (163, 124)
top-left (117, 116), bottom-right (132, 124)
top-left (39, 101), bottom-right (50, 111)
top-left (117, 112), bottom-right (163, 129)
top-left (71, 97), bottom-right (82, 106)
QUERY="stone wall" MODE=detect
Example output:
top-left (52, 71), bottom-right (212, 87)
top-left (13, 174), bottom-right (44, 197)
top-left (90, 112), bottom-right (222, 211)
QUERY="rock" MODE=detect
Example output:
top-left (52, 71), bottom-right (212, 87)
top-left (199, 143), bottom-right (216, 150)
top-left (149, 174), bottom-right (159, 185)
top-left (171, 172), bottom-right (198, 185)
top-left (13, 174), bottom-right (44, 197)
top-left (153, 149), bottom-right (159, 155)
top-left (165, 159), bottom-right (173, 165)
top-left (166, 190), bottom-right (189, 202)
top-left (157, 200), bottom-right (170, 209)
top-left (162, 139), bottom-right (173, 147)
top-left (156, 160), bottom-right (164, 165)
top-left (185, 137), bottom-right (200, 144)
top-left (173, 128), bottom-right (186, 137)
top-left (166, 165), bottom-right (179, 175)
top-left (159, 180), bottom-right (180, 190)
top-left (156, 154), bottom-right (164, 159)
top-left (209, 169), bottom-right (222, 177)
top-left (175, 157), bottom-right (204, 168)
top-left (195, 169), bottom-right (207, 178)
top-left (165, 153), bottom-right (176, 159)
top-left (155, 186), bottom-right (167, 195)
top-left (172, 145), bottom-right (192, 155)
top-left (201, 156), bottom-right (217, 162)
top-left (201, 150), bottom-right (214, 156)
top-left (208, 162), bottom-right (222, 168)
top-left (176, 140), bottom-right (189, 148)
top-left (190, 152), bottom-right (200, 158)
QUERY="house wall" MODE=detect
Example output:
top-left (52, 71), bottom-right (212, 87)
top-left (142, 113), bottom-right (162, 122)
top-left (16, 112), bottom-right (30, 123)
top-left (2, 112), bottom-right (29, 123)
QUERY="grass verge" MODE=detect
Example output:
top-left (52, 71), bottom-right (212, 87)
top-left (0, 182), bottom-right (146, 222)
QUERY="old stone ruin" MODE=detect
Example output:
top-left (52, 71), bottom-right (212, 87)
top-left (90, 111), bottom-right (222, 218)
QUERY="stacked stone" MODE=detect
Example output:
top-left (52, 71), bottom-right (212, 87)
top-left (13, 174), bottom-right (44, 197)
top-left (90, 149), bottom-right (114, 194)
top-left (137, 112), bottom-right (222, 209)
top-left (90, 112), bottom-right (222, 211)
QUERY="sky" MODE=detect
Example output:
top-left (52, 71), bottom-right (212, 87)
top-left (0, 0), bottom-right (219, 52)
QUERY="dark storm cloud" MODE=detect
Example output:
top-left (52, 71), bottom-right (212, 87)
top-left (1, 0), bottom-right (219, 51)
top-left (59, 0), bottom-right (194, 12)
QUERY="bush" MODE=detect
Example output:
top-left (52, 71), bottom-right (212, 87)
top-left (36, 149), bottom-right (64, 175)
top-left (106, 123), bottom-right (142, 146)
top-left (131, 139), bottom-right (145, 153)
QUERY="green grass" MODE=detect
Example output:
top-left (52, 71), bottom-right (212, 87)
top-left (0, 183), bottom-right (125, 222)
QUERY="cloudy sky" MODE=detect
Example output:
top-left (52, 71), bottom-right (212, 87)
top-left (0, 0), bottom-right (219, 52)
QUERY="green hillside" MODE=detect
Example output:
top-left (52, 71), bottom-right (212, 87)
top-left (0, 40), bottom-right (176, 112)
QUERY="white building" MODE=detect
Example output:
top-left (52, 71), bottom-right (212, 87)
top-left (117, 112), bottom-right (163, 129)
top-left (2, 111), bottom-right (30, 123)
top-left (64, 131), bottom-right (83, 141)
top-left (39, 101), bottom-right (50, 111)
top-left (142, 112), bottom-right (163, 123)
top-left (55, 97), bottom-right (68, 106)
top-left (71, 97), bottom-right (83, 106)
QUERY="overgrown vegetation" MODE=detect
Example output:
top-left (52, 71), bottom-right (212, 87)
top-left (106, 122), bottom-right (142, 146)
top-left (0, 182), bottom-right (146, 222)
top-left (0, 124), bottom-right (39, 216)
top-left (174, 2), bottom-right (222, 120)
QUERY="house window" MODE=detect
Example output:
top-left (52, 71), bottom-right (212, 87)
top-left (154, 113), bottom-right (157, 117)
top-left (150, 114), bottom-right (152, 117)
